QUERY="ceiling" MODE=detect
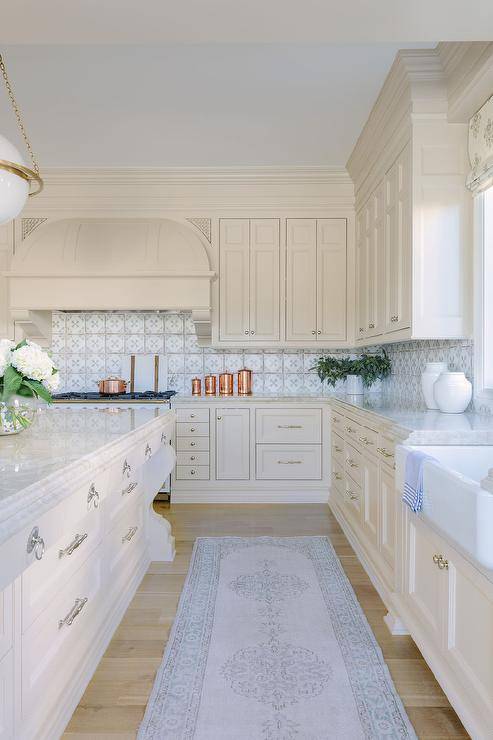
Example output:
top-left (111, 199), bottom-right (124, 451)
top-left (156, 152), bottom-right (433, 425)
top-left (1, 1), bottom-right (491, 43)
top-left (0, 44), bottom-right (438, 168)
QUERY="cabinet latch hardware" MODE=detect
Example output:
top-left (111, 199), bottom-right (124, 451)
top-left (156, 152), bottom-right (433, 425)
top-left (27, 526), bottom-right (45, 561)
top-left (145, 443), bottom-right (152, 459)
top-left (87, 483), bottom-right (100, 509)
top-left (122, 459), bottom-right (132, 478)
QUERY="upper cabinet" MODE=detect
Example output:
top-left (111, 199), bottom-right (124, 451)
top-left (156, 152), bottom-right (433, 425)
top-left (286, 218), bottom-right (347, 343)
top-left (219, 219), bottom-right (280, 342)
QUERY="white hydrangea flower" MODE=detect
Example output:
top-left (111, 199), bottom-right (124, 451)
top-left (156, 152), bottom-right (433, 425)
top-left (43, 371), bottom-right (61, 393)
top-left (0, 339), bottom-right (14, 378)
top-left (11, 343), bottom-right (54, 382)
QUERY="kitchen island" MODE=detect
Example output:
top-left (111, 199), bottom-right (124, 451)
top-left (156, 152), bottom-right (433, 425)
top-left (0, 404), bottom-right (176, 740)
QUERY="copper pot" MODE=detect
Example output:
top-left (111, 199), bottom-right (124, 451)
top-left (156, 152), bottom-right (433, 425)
top-left (238, 368), bottom-right (253, 395)
top-left (191, 377), bottom-right (202, 396)
top-left (219, 372), bottom-right (234, 395)
top-left (205, 374), bottom-right (217, 395)
top-left (97, 376), bottom-right (127, 395)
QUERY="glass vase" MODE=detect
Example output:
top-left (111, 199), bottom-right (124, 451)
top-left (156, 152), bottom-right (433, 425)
top-left (0, 395), bottom-right (38, 435)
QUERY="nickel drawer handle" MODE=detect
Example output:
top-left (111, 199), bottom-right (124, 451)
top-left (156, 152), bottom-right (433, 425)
top-left (346, 426), bottom-right (356, 433)
top-left (346, 458), bottom-right (359, 469)
top-left (346, 489), bottom-right (358, 501)
top-left (87, 483), bottom-right (100, 509)
top-left (59, 597), bottom-right (88, 629)
top-left (332, 417), bottom-right (340, 423)
top-left (334, 445), bottom-right (342, 453)
top-left (333, 472), bottom-right (342, 480)
top-left (278, 460), bottom-right (302, 465)
top-left (377, 447), bottom-right (394, 459)
top-left (122, 526), bottom-right (138, 544)
top-left (59, 533), bottom-right (88, 559)
top-left (161, 432), bottom-right (167, 444)
top-left (359, 436), bottom-right (373, 445)
top-left (145, 443), bottom-right (152, 459)
top-left (27, 526), bottom-right (45, 561)
top-left (122, 481), bottom-right (138, 496)
top-left (122, 459), bottom-right (132, 478)
top-left (277, 424), bottom-right (303, 429)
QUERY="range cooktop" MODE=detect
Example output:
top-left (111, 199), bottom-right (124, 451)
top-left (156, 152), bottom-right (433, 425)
top-left (53, 390), bottom-right (177, 403)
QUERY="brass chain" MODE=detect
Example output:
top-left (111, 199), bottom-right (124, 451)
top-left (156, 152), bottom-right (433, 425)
top-left (0, 53), bottom-right (39, 174)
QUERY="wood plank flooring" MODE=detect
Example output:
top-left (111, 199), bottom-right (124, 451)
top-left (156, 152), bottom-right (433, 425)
top-left (63, 504), bottom-right (469, 739)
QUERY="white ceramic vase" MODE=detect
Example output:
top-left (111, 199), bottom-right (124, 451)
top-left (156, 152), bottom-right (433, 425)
top-left (345, 374), bottom-right (364, 395)
top-left (434, 372), bottom-right (472, 414)
top-left (421, 362), bottom-right (448, 409)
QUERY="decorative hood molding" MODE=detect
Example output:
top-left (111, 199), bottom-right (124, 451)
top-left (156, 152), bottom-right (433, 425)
top-left (5, 217), bottom-right (216, 342)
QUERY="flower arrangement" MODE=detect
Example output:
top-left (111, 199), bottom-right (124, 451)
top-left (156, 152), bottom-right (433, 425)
top-left (311, 348), bottom-right (391, 389)
top-left (0, 339), bottom-right (60, 431)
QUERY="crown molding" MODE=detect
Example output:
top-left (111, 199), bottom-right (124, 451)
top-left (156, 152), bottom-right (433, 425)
top-left (438, 42), bottom-right (493, 122)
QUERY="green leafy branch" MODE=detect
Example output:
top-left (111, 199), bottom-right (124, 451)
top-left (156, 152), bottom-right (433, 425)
top-left (311, 348), bottom-right (391, 388)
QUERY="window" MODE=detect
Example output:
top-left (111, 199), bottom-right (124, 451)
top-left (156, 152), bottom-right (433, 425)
top-left (475, 186), bottom-right (493, 400)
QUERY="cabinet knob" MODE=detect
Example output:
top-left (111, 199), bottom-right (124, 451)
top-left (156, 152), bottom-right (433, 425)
top-left (369, 323), bottom-right (375, 329)
top-left (359, 328), bottom-right (364, 333)
top-left (250, 330), bottom-right (255, 335)
top-left (312, 330), bottom-right (316, 335)
top-left (190, 441), bottom-right (196, 447)
top-left (190, 414), bottom-right (195, 419)
top-left (245, 330), bottom-right (249, 334)
top-left (217, 416), bottom-right (222, 420)
top-left (317, 330), bottom-right (321, 335)
top-left (190, 455), bottom-right (196, 461)
top-left (190, 427), bottom-right (196, 432)
top-left (190, 469), bottom-right (196, 475)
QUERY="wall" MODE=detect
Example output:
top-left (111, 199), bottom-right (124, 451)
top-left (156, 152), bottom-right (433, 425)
top-left (50, 311), bottom-right (474, 406)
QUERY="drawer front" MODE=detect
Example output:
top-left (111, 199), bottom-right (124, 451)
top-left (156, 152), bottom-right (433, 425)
top-left (331, 433), bottom-right (345, 467)
top-left (176, 422), bottom-right (209, 437)
top-left (0, 650), bottom-right (14, 740)
top-left (344, 478), bottom-right (362, 521)
top-left (176, 465), bottom-right (210, 481)
top-left (376, 433), bottom-right (396, 469)
top-left (256, 408), bottom-right (322, 444)
top-left (22, 545), bottom-right (103, 718)
top-left (357, 425), bottom-right (378, 452)
top-left (256, 445), bottom-right (322, 480)
top-left (344, 416), bottom-right (364, 447)
top-left (176, 436), bottom-right (210, 452)
top-left (331, 458), bottom-right (345, 494)
top-left (106, 467), bottom-right (143, 530)
top-left (176, 408), bottom-right (209, 423)
top-left (21, 506), bottom-right (102, 631)
top-left (0, 587), bottom-right (13, 662)
top-left (108, 499), bottom-right (146, 586)
top-left (344, 442), bottom-right (363, 487)
top-left (176, 451), bottom-right (209, 466)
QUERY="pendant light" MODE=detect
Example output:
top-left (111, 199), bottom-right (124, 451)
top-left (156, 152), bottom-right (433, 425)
top-left (0, 53), bottom-right (43, 225)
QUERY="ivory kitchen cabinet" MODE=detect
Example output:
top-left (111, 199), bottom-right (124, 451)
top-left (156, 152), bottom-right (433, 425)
top-left (219, 218), bottom-right (280, 342)
top-left (286, 218), bottom-right (347, 343)
top-left (215, 408), bottom-right (250, 480)
top-left (356, 184), bottom-right (385, 341)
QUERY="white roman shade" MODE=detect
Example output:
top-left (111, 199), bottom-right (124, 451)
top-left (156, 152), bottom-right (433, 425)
top-left (467, 94), bottom-right (493, 193)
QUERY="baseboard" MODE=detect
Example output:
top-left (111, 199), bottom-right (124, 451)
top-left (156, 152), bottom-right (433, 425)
top-left (172, 490), bottom-right (329, 503)
top-left (34, 553), bottom-right (150, 740)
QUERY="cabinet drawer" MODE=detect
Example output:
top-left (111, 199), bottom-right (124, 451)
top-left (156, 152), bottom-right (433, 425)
top-left (345, 442), bottom-right (363, 487)
top-left (22, 545), bottom-right (103, 719)
top-left (107, 499), bottom-right (146, 587)
top-left (357, 425), bottom-right (378, 452)
top-left (344, 478), bottom-right (363, 522)
top-left (344, 416), bottom-right (364, 447)
top-left (21, 506), bottom-right (102, 631)
top-left (331, 433), bottom-right (345, 466)
top-left (176, 451), bottom-right (209, 466)
top-left (176, 408), bottom-right (209, 423)
top-left (105, 467), bottom-right (143, 530)
top-left (176, 465), bottom-right (210, 481)
top-left (256, 444), bottom-right (322, 480)
top-left (176, 422), bottom-right (209, 437)
top-left (176, 436), bottom-right (210, 452)
top-left (376, 433), bottom-right (396, 469)
top-left (256, 408), bottom-right (322, 444)
top-left (0, 587), bottom-right (13, 662)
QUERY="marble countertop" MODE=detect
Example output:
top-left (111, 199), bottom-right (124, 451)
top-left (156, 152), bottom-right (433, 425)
top-left (172, 393), bottom-right (328, 403)
top-left (0, 404), bottom-right (173, 545)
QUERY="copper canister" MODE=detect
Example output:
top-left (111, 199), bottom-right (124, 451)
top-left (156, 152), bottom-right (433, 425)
top-left (191, 377), bottom-right (202, 396)
top-left (205, 374), bottom-right (217, 395)
top-left (219, 372), bottom-right (234, 395)
top-left (238, 368), bottom-right (253, 395)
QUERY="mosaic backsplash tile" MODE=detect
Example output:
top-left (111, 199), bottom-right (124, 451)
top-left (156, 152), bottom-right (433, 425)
top-left (50, 311), bottom-right (475, 407)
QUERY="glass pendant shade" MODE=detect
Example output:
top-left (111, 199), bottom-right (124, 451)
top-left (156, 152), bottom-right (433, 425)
top-left (0, 134), bottom-right (30, 225)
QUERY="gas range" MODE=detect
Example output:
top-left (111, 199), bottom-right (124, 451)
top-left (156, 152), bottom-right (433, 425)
top-left (52, 390), bottom-right (177, 403)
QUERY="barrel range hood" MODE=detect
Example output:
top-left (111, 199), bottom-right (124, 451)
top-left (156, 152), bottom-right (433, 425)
top-left (5, 217), bottom-right (215, 345)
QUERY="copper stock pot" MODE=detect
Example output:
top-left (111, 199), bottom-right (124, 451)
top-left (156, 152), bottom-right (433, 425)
top-left (96, 376), bottom-right (127, 395)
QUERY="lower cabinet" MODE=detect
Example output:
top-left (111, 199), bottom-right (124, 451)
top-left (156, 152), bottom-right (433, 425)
top-left (0, 651), bottom-right (13, 740)
top-left (215, 408), bottom-right (250, 480)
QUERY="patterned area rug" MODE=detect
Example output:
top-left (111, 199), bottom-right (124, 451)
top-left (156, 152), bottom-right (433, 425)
top-left (138, 537), bottom-right (416, 739)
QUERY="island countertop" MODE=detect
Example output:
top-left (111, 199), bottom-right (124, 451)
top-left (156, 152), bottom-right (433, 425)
top-left (0, 404), bottom-right (174, 546)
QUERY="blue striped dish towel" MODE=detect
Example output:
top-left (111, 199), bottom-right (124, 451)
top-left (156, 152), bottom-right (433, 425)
top-left (402, 450), bottom-right (437, 513)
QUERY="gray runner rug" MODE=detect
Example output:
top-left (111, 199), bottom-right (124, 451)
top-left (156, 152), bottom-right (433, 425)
top-left (138, 536), bottom-right (417, 739)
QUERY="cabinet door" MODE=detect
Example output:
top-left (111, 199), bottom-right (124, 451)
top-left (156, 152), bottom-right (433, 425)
top-left (360, 453), bottom-right (379, 549)
top-left (250, 219), bottom-right (280, 341)
top-left (317, 219), bottom-right (347, 341)
top-left (215, 408), bottom-right (250, 480)
top-left (384, 145), bottom-right (411, 333)
top-left (219, 219), bottom-right (250, 341)
top-left (368, 184), bottom-right (385, 337)
top-left (0, 651), bottom-right (13, 740)
top-left (444, 549), bottom-right (493, 716)
top-left (286, 219), bottom-right (317, 340)
top-left (405, 516), bottom-right (444, 645)
top-left (379, 464), bottom-right (396, 587)
top-left (356, 207), bottom-right (368, 341)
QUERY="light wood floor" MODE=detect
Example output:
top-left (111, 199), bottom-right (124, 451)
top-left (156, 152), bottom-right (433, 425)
top-left (63, 504), bottom-right (469, 739)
